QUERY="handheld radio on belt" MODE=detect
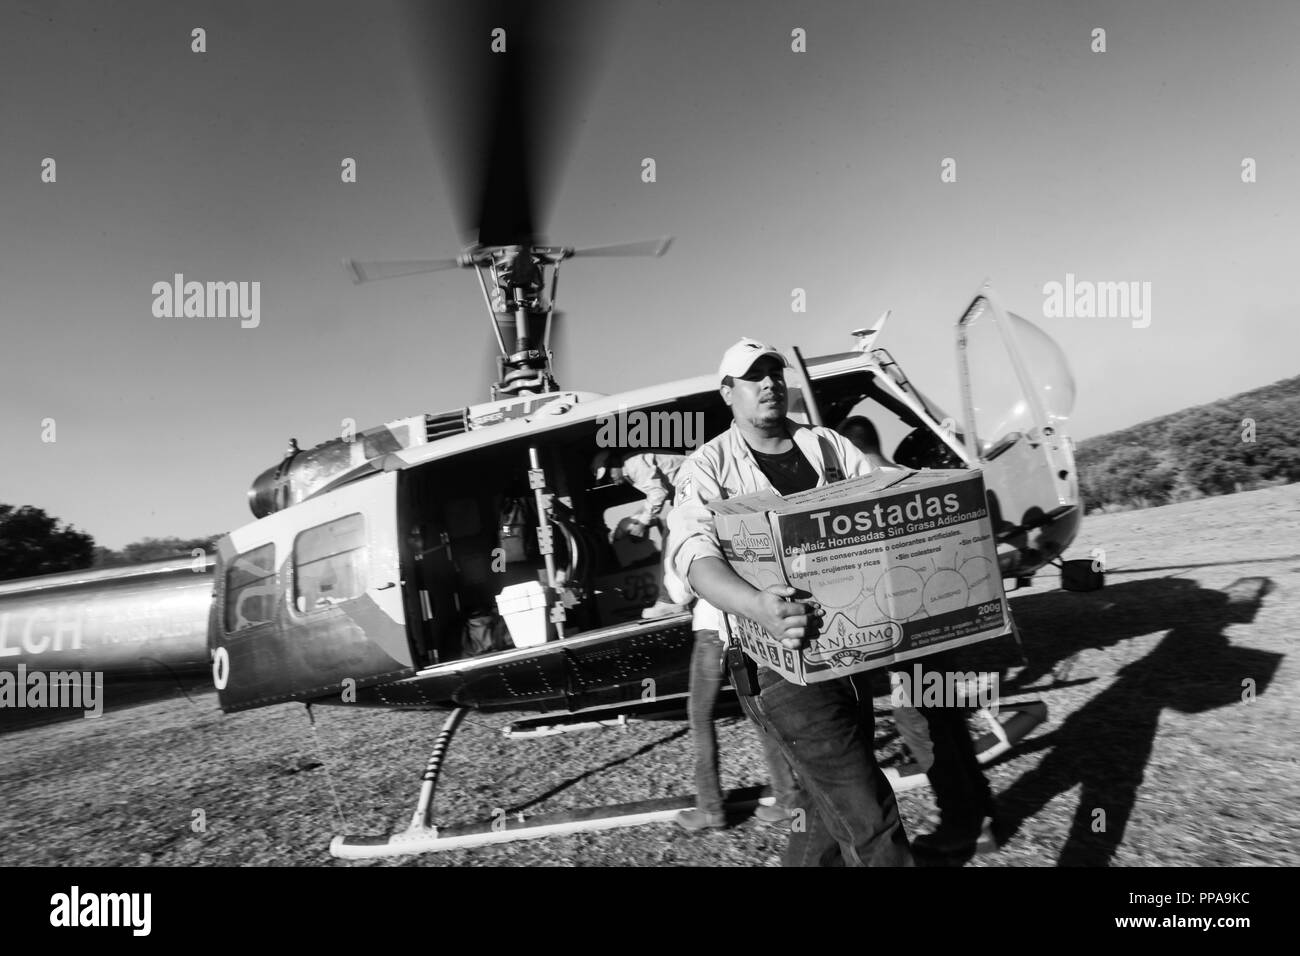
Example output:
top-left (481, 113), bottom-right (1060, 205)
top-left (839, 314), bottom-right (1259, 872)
top-left (725, 629), bottom-right (760, 696)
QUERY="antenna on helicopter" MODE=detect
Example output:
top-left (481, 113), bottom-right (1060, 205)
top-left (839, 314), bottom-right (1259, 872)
top-left (851, 310), bottom-right (892, 353)
top-left (341, 1), bottom-right (671, 402)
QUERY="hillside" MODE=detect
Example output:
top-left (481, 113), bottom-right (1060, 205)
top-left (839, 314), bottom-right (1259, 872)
top-left (1075, 374), bottom-right (1300, 512)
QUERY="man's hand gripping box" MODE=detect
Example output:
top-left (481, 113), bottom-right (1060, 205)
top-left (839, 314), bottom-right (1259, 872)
top-left (708, 469), bottom-right (1010, 684)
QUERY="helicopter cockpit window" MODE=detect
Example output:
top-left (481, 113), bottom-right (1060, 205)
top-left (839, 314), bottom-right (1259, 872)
top-left (225, 544), bottom-right (276, 633)
top-left (294, 513), bottom-right (369, 611)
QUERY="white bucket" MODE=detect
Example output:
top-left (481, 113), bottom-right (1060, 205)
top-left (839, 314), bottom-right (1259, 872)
top-left (495, 581), bottom-right (550, 648)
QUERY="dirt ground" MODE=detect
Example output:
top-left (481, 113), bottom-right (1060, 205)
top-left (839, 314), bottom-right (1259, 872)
top-left (2, 484), bottom-right (1297, 867)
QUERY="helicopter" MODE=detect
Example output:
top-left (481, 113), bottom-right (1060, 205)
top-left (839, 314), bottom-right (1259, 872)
top-left (211, 268), bottom-right (1087, 857)
top-left (0, 1), bottom-right (1098, 859)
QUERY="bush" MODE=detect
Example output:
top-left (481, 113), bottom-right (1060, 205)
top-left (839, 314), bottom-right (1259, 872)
top-left (1076, 374), bottom-right (1300, 512)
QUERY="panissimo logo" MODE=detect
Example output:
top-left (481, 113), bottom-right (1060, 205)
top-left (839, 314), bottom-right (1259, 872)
top-left (152, 273), bottom-right (261, 328)
top-left (0, 665), bottom-right (102, 718)
top-left (806, 614), bottom-right (901, 664)
top-left (731, 521), bottom-right (773, 560)
top-left (1042, 273), bottom-right (1151, 329)
top-left (50, 886), bottom-right (151, 936)
top-left (595, 404), bottom-right (704, 449)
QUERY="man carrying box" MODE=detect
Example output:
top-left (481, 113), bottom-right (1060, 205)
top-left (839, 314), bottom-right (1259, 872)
top-left (835, 416), bottom-right (1001, 860)
top-left (666, 338), bottom-right (913, 866)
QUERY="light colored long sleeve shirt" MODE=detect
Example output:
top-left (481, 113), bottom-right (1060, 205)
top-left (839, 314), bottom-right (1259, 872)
top-left (621, 452), bottom-right (687, 525)
top-left (666, 419), bottom-right (874, 632)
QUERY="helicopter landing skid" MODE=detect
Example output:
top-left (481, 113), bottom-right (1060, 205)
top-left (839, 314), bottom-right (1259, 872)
top-left (329, 699), bottom-right (1048, 859)
top-left (500, 692), bottom-right (698, 738)
top-left (330, 783), bottom-right (779, 859)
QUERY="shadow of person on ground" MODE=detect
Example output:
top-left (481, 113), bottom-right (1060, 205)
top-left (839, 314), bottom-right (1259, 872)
top-left (992, 576), bottom-right (1281, 866)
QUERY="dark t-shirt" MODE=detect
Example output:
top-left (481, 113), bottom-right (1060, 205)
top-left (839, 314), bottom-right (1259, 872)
top-left (750, 444), bottom-right (819, 496)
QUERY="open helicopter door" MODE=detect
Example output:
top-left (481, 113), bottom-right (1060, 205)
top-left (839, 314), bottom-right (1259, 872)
top-left (956, 285), bottom-right (1082, 578)
top-left (212, 470), bottom-right (416, 712)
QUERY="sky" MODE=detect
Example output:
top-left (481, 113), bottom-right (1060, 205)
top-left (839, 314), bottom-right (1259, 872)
top-left (2, 0), bottom-right (1297, 548)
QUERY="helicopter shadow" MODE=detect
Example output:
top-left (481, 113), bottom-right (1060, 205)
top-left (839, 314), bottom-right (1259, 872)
top-left (504, 725), bottom-right (692, 816)
top-left (992, 575), bottom-right (1282, 866)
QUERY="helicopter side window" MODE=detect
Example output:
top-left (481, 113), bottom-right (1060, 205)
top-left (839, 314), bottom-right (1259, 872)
top-left (224, 543), bottom-right (276, 633)
top-left (294, 513), bottom-right (369, 612)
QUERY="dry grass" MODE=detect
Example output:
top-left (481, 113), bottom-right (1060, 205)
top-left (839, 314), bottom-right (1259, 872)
top-left (3, 484), bottom-right (1298, 867)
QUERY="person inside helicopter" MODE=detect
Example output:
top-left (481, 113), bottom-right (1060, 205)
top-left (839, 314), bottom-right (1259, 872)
top-left (836, 415), bottom-right (905, 473)
top-left (591, 448), bottom-right (692, 620)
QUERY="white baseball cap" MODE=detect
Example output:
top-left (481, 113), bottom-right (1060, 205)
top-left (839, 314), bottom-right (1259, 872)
top-left (717, 338), bottom-right (787, 386)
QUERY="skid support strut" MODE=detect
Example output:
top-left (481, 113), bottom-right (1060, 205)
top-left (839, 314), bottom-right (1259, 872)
top-left (409, 707), bottom-right (468, 830)
top-left (331, 707), bottom-right (467, 858)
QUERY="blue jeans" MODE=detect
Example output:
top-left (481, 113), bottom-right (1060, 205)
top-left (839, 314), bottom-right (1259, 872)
top-left (740, 666), bottom-right (914, 867)
top-left (893, 651), bottom-right (995, 830)
top-left (689, 630), bottom-right (799, 815)
top-left (915, 703), bottom-right (993, 829)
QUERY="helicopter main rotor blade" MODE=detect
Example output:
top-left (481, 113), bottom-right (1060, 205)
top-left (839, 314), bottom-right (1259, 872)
top-left (343, 258), bottom-right (462, 285)
top-left (408, 0), bottom-right (618, 247)
top-left (569, 237), bottom-right (674, 259)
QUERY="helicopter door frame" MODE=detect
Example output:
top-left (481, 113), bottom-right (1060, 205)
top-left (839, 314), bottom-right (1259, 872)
top-left (784, 346), bottom-right (823, 427)
top-left (798, 347), bottom-right (971, 465)
top-left (864, 349), bottom-right (973, 467)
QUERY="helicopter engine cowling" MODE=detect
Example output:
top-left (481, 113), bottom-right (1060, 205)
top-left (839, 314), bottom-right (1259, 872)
top-left (246, 412), bottom-right (465, 518)
top-left (247, 439), bottom-right (356, 519)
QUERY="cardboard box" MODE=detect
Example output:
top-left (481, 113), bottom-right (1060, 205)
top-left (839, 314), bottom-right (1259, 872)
top-left (709, 469), bottom-right (1009, 684)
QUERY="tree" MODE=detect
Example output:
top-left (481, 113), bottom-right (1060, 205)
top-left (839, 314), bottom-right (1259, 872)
top-left (93, 535), bottom-right (222, 568)
top-left (0, 504), bottom-right (95, 581)
top-left (121, 536), bottom-right (221, 563)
